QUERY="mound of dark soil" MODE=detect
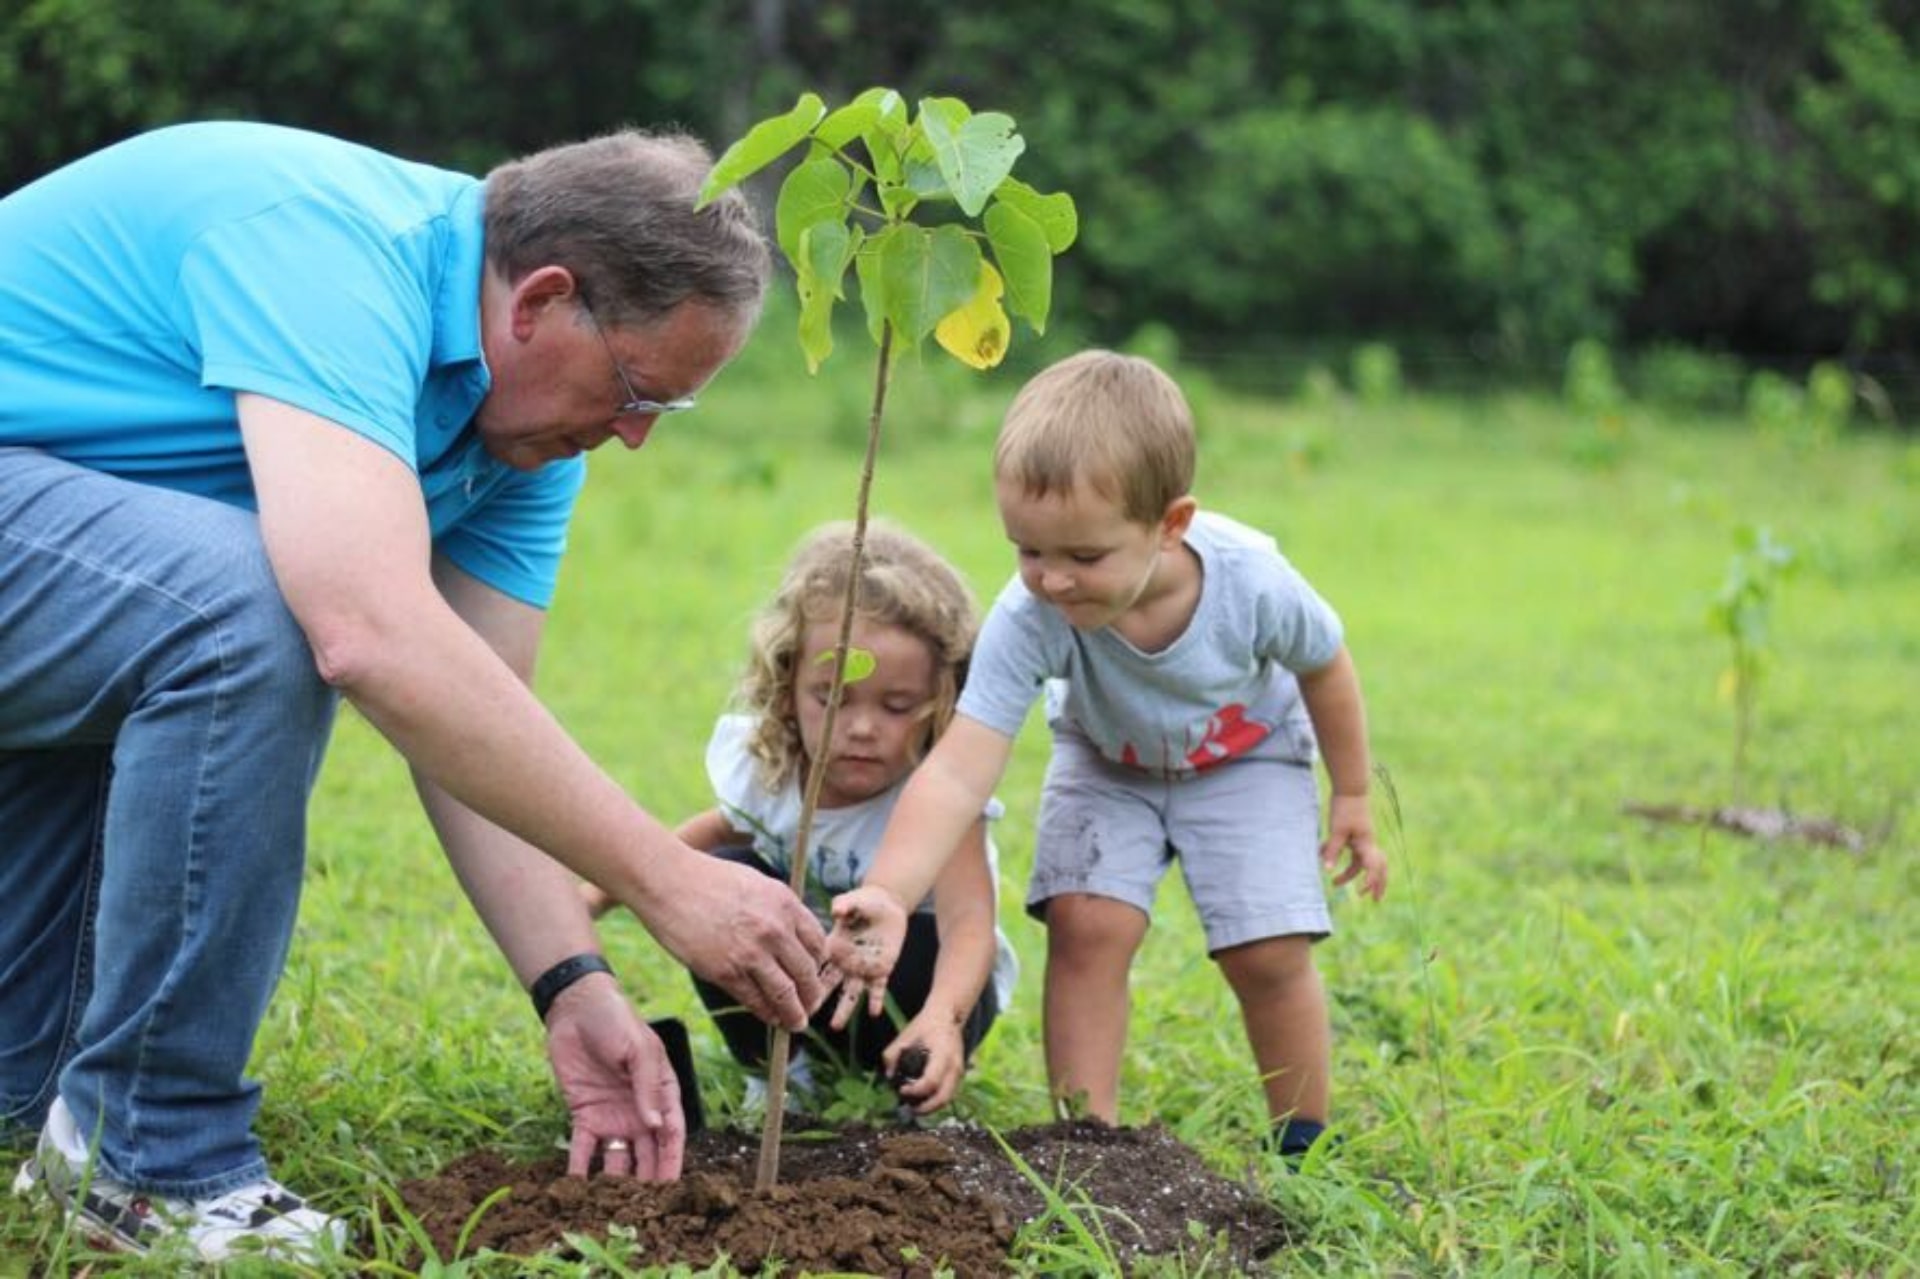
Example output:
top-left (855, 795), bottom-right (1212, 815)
top-left (395, 1118), bottom-right (1291, 1276)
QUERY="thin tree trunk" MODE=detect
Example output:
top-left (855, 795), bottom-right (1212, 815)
top-left (756, 323), bottom-right (895, 1190)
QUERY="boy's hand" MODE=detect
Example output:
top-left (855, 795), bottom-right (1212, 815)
top-left (1321, 794), bottom-right (1388, 900)
top-left (885, 1014), bottom-right (967, 1114)
top-left (825, 886), bottom-right (909, 1028)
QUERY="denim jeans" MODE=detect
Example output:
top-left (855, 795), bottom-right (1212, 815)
top-left (0, 448), bottom-right (338, 1198)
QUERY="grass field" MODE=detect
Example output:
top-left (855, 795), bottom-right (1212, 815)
top-left (4, 342), bottom-right (1916, 1276)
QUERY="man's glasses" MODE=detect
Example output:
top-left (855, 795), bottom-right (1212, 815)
top-left (580, 298), bottom-right (697, 417)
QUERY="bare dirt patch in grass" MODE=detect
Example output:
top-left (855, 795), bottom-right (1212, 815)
top-left (396, 1118), bottom-right (1291, 1276)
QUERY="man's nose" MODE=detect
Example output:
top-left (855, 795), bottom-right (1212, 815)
top-left (610, 414), bottom-right (658, 449)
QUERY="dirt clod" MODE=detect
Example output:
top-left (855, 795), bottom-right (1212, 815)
top-left (890, 1043), bottom-right (931, 1087)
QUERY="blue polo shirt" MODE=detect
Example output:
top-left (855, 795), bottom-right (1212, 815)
top-left (0, 121), bottom-right (585, 607)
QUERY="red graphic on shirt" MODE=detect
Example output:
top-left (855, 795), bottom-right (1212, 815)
top-left (1186, 703), bottom-right (1269, 769)
top-left (1116, 704), bottom-right (1272, 772)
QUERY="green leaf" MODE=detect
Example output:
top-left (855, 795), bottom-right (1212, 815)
top-left (878, 181), bottom-right (920, 220)
top-left (985, 201), bottom-right (1053, 333)
top-left (857, 95), bottom-right (918, 194)
top-left (993, 177), bottom-right (1078, 252)
top-left (697, 93), bottom-right (826, 207)
top-left (919, 98), bottom-right (1025, 217)
top-left (816, 87), bottom-right (903, 151)
top-left (872, 224), bottom-right (981, 345)
top-left (795, 221), bottom-right (854, 373)
top-left (905, 159), bottom-right (951, 199)
top-left (812, 645), bottom-right (877, 685)
top-left (774, 157), bottom-right (853, 264)
top-left (855, 236), bottom-right (888, 345)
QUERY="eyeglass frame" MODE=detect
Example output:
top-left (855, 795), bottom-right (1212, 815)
top-left (578, 295), bottom-right (698, 418)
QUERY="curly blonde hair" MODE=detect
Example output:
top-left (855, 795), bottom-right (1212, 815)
top-left (738, 521), bottom-right (978, 792)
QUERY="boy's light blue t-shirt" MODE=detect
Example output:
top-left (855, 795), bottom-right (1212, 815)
top-left (959, 511), bottom-right (1345, 777)
top-left (0, 121), bottom-right (584, 607)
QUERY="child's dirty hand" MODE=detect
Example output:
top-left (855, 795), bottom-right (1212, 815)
top-left (1321, 794), bottom-right (1388, 901)
top-left (824, 886), bottom-right (909, 1029)
top-left (885, 1017), bottom-right (965, 1114)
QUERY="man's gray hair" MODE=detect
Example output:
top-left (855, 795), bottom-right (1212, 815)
top-left (483, 128), bottom-right (770, 328)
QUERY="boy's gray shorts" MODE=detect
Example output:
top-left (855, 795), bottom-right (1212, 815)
top-left (1025, 727), bottom-right (1331, 952)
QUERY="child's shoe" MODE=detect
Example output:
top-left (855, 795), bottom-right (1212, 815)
top-left (11, 1098), bottom-right (346, 1262)
top-left (1263, 1117), bottom-right (1342, 1169)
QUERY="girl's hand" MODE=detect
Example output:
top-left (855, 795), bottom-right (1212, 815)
top-left (825, 886), bottom-right (909, 1029)
top-left (885, 1014), bottom-right (967, 1114)
top-left (1321, 794), bottom-right (1388, 900)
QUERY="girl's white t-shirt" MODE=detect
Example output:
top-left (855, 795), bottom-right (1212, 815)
top-left (705, 713), bottom-right (1019, 1010)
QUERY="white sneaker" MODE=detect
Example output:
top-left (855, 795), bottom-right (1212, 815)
top-left (12, 1098), bottom-right (346, 1262)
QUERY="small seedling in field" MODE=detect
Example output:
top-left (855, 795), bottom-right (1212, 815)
top-left (699, 88), bottom-right (1075, 1188)
top-left (1707, 524), bottom-right (1795, 799)
top-left (1565, 338), bottom-right (1630, 471)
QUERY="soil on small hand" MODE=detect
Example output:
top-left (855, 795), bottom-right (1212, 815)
top-left (394, 1119), bottom-right (1292, 1276)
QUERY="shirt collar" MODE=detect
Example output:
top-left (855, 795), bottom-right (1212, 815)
top-left (431, 182), bottom-right (487, 369)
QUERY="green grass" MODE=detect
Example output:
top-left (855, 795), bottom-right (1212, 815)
top-left (4, 342), bottom-right (1916, 1275)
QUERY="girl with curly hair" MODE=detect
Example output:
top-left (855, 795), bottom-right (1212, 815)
top-left (588, 521), bottom-right (1015, 1114)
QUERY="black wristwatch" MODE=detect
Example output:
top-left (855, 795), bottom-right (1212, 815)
top-left (529, 952), bottom-right (615, 1023)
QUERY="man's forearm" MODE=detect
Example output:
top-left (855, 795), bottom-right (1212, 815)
top-left (415, 775), bottom-right (606, 986)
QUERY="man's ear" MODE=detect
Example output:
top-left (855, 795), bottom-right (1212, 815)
top-left (1158, 495), bottom-right (1199, 547)
top-left (506, 265), bottom-right (580, 340)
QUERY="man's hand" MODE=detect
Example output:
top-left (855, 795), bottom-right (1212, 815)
top-left (543, 975), bottom-right (683, 1180)
top-left (1321, 793), bottom-right (1388, 901)
top-left (885, 1013), bottom-right (967, 1114)
top-left (637, 848), bottom-right (828, 1030)
top-left (824, 886), bottom-right (910, 1029)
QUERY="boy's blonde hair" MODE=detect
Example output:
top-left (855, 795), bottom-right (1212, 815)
top-left (993, 349), bottom-right (1195, 524)
top-left (738, 521), bottom-right (978, 791)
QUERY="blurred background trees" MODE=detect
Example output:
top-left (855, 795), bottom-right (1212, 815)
top-left (5, 0), bottom-right (1915, 400)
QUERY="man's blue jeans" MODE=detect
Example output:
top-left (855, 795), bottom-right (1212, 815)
top-left (0, 448), bottom-right (338, 1197)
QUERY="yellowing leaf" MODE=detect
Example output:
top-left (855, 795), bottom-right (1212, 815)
top-left (935, 263), bottom-right (1011, 369)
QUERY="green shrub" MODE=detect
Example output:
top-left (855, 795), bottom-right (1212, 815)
top-left (1351, 343), bottom-right (1403, 404)
top-left (1633, 345), bottom-right (1747, 416)
top-left (1806, 361), bottom-right (1856, 442)
top-left (1564, 339), bottom-right (1626, 418)
top-left (1745, 370), bottom-right (1805, 438)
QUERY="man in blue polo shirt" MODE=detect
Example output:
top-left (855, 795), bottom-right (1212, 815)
top-left (0, 122), bottom-right (829, 1261)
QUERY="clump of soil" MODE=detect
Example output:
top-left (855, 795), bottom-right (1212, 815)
top-left (394, 1119), bottom-right (1291, 1276)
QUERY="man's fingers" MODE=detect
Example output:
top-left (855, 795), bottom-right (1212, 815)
top-left (749, 961), bottom-right (808, 1031)
top-left (759, 895), bottom-right (829, 1013)
top-left (652, 1101), bottom-right (686, 1181)
top-left (566, 1127), bottom-right (597, 1179)
top-left (632, 1050), bottom-right (677, 1147)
